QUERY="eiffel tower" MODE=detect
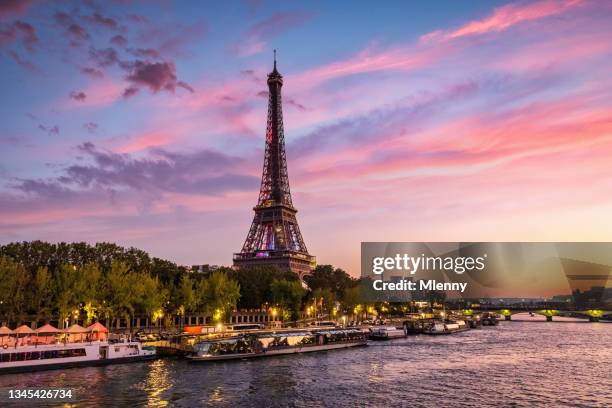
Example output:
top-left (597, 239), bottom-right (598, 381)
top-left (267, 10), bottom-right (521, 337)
top-left (233, 51), bottom-right (316, 278)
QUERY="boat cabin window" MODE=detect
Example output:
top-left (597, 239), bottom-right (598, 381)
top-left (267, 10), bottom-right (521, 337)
top-left (195, 338), bottom-right (257, 356)
top-left (0, 348), bottom-right (86, 362)
top-left (230, 324), bottom-right (263, 331)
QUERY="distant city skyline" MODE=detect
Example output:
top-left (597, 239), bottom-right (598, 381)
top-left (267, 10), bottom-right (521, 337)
top-left (2, 1), bottom-right (612, 288)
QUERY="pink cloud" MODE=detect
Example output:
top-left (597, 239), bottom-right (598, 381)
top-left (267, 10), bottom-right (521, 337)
top-left (116, 132), bottom-right (177, 153)
top-left (290, 44), bottom-right (442, 88)
top-left (58, 78), bottom-right (124, 109)
top-left (232, 11), bottom-right (312, 57)
top-left (422, 0), bottom-right (584, 42)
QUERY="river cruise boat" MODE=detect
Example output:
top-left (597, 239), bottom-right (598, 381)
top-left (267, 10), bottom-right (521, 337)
top-left (423, 320), bottom-right (470, 335)
top-left (0, 323), bottom-right (156, 374)
top-left (368, 326), bottom-right (407, 340)
top-left (188, 328), bottom-right (366, 361)
top-left (481, 312), bottom-right (499, 326)
top-left (308, 321), bottom-right (339, 328)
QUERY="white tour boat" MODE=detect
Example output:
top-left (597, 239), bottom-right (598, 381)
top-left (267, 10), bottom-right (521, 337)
top-left (0, 322), bottom-right (156, 374)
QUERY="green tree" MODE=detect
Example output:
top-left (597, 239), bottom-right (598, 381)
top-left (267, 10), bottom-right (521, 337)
top-left (311, 287), bottom-right (335, 318)
top-left (304, 264), bottom-right (357, 300)
top-left (270, 279), bottom-right (306, 321)
top-left (196, 271), bottom-right (240, 323)
top-left (78, 263), bottom-right (103, 324)
top-left (135, 272), bottom-right (167, 328)
top-left (229, 266), bottom-right (299, 309)
top-left (103, 261), bottom-right (139, 330)
top-left (31, 266), bottom-right (54, 322)
top-left (54, 264), bottom-right (81, 328)
top-left (0, 256), bottom-right (30, 324)
top-left (174, 274), bottom-right (196, 325)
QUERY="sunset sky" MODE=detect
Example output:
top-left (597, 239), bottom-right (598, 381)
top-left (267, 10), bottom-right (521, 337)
top-left (1, 0), bottom-right (612, 278)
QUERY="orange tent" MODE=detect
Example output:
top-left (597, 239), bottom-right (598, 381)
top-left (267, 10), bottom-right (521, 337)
top-left (65, 324), bottom-right (88, 343)
top-left (0, 326), bottom-right (13, 346)
top-left (86, 322), bottom-right (108, 333)
top-left (65, 324), bottom-right (88, 333)
top-left (34, 324), bottom-right (62, 345)
top-left (35, 324), bottom-right (62, 333)
top-left (14, 325), bottom-right (34, 334)
top-left (87, 322), bottom-right (108, 341)
top-left (13, 325), bottom-right (34, 346)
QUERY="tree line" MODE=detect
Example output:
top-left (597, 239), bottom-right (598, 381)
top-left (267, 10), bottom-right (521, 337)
top-left (0, 241), bottom-right (362, 328)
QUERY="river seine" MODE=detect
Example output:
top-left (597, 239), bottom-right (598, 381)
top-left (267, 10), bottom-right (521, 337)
top-left (1, 319), bottom-right (610, 407)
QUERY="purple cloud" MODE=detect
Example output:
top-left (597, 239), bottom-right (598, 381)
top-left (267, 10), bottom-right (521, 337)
top-left (7, 50), bottom-right (37, 71)
top-left (83, 122), bottom-right (98, 133)
top-left (13, 142), bottom-right (259, 198)
top-left (13, 179), bottom-right (75, 199)
top-left (136, 21), bottom-right (206, 58)
top-left (256, 90), bottom-right (306, 110)
top-left (54, 12), bottom-right (89, 42)
top-left (0, 20), bottom-right (37, 51)
top-left (0, 0), bottom-right (32, 20)
top-left (110, 34), bottom-right (128, 47)
top-left (126, 14), bottom-right (147, 23)
top-left (69, 91), bottom-right (87, 102)
top-left (123, 60), bottom-right (194, 96)
top-left (38, 124), bottom-right (60, 136)
top-left (88, 13), bottom-right (118, 30)
top-left (127, 47), bottom-right (161, 59)
top-left (81, 66), bottom-right (104, 78)
top-left (123, 87), bottom-right (139, 98)
top-left (88, 46), bottom-right (119, 67)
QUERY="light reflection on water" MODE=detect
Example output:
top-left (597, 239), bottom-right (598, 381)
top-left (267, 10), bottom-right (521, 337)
top-left (0, 322), bottom-right (610, 407)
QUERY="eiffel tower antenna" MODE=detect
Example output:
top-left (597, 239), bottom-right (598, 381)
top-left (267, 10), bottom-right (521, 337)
top-left (233, 53), bottom-right (316, 278)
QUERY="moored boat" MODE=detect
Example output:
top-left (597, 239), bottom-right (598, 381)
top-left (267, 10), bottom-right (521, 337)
top-left (187, 328), bottom-right (366, 361)
top-left (368, 326), bottom-right (406, 340)
top-left (481, 312), bottom-right (499, 326)
top-left (0, 323), bottom-right (156, 374)
top-left (403, 319), bottom-right (426, 334)
top-left (423, 321), bottom-right (450, 335)
top-left (422, 320), bottom-right (470, 335)
top-left (448, 319), bottom-right (470, 333)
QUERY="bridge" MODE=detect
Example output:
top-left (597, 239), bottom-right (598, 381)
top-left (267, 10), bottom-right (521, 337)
top-left (460, 306), bottom-right (611, 322)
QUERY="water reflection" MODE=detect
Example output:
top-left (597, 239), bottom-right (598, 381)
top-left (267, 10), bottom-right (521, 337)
top-left (145, 359), bottom-right (172, 407)
top-left (207, 386), bottom-right (223, 404)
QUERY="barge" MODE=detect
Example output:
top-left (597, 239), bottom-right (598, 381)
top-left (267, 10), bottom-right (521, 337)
top-left (187, 328), bottom-right (366, 361)
top-left (368, 326), bottom-right (407, 340)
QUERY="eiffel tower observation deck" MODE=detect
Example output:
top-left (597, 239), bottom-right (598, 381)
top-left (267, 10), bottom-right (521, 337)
top-left (233, 51), bottom-right (316, 278)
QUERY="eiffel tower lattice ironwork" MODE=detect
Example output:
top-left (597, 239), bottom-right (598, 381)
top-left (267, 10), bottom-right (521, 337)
top-left (233, 52), bottom-right (316, 278)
